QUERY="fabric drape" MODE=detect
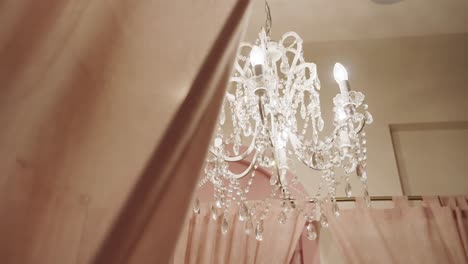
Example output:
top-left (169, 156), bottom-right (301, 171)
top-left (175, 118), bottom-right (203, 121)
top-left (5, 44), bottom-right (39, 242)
top-left (0, 0), bottom-right (251, 263)
top-left (172, 201), bottom-right (306, 264)
top-left (327, 196), bottom-right (468, 264)
top-left (290, 227), bottom-right (321, 264)
top-left (440, 196), bottom-right (468, 260)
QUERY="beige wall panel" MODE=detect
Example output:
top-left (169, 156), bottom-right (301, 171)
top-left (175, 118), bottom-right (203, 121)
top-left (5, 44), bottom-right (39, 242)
top-left (392, 122), bottom-right (468, 195)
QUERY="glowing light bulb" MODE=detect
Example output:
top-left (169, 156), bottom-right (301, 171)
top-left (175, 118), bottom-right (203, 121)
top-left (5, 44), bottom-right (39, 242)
top-left (333, 62), bottom-right (351, 94)
top-left (333, 63), bottom-right (348, 82)
top-left (250, 45), bottom-right (265, 66)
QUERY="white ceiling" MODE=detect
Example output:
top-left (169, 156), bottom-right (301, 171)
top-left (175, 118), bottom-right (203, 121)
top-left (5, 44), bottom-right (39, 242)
top-left (245, 0), bottom-right (468, 43)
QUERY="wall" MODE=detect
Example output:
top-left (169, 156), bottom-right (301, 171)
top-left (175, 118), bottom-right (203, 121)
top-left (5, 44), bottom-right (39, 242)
top-left (297, 33), bottom-right (468, 263)
top-left (297, 32), bottom-right (468, 196)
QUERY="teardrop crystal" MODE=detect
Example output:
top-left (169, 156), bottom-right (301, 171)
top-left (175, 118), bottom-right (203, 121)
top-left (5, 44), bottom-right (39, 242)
top-left (364, 189), bottom-right (371, 208)
top-left (233, 144), bottom-right (240, 155)
top-left (221, 214), bottom-right (229, 235)
top-left (364, 111), bottom-right (373, 124)
top-left (220, 108), bottom-right (225, 125)
top-left (360, 171), bottom-right (368, 182)
top-left (356, 164), bottom-right (364, 177)
top-left (320, 214), bottom-right (329, 228)
top-left (239, 202), bottom-right (248, 222)
top-left (317, 116), bottom-right (324, 131)
top-left (300, 103), bottom-right (306, 119)
top-left (345, 182), bottom-right (352, 198)
top-left (269, 175), bottom-right (277, 185)
top-left (332, 202), bottom-right (340, 217)
top-left (211, 205), bottom-right (218, 221)
top-left (255, 220), bottom-right (264, 241)
top-left (312, 152), bottom-right (323, 167)
top-left (245, 219), bottom-right (254, 235)
top-left (278, 211), bottom-right (287, 224)
top-left (193, 198), bottom-right (200, 214)
top-left (215, 199), bottom-right (223, 209)
top-left (280, 59), bottom-right (289, 74)
top-left (306, 222), bottom-right (317, 241)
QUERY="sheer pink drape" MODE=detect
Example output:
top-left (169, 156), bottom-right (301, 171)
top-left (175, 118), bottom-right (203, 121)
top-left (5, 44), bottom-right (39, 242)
top-left (0, 0), bottom-right (251, 263)
top-left (440, 196), bottom-right (468, 260)
top-left (172, 202), bottom-right (306, 264)
top-left (328, 196), bottom-right (468, 264)
top-left (290, 225), bottom-right (321, 264)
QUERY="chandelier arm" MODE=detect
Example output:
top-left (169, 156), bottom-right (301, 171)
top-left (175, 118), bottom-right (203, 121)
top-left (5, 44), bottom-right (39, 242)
top-left (233, 42), bottom-right (253, 76)
top-left (226, 150), bottom-right (259, 179)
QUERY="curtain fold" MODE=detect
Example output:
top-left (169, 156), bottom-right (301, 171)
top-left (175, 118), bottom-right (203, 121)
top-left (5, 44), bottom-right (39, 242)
top-left (172, 201), bottom-right (306, 264)
top-left (290, 225), bottom-right (321, 264)
top-left (327, 196), bottom-right (468, 264)
top-left (439, 196), bottom-right (468, 260)
top-left (0, 0), bottom-right (251, 263)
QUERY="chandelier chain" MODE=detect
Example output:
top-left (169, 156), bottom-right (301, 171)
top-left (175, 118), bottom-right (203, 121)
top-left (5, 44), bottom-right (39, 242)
top-left (264, 0), bottom-right (272, 36)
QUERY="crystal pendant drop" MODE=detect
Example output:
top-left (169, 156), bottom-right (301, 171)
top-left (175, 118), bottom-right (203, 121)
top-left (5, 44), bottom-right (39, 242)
top-left (317, 116), bottom-right (324, 131)
top-left (364, 111), bottom-right (373, 124)
top-left (269, 175), bottom-right (277, 185)
top-left (239, 202), bottom-right (248, 221)
top-left (300, 103), bottom-right (306, 119)
top-left (345, 182), bottom-right (352, 198)
top-left (356, 164), bottom-right (364, 177)
top-left (312, 152), bottom-right (323, 167)
top-left (364, 189), bottom-right (371, 208)
top-left (278, 211), bottom-right (287, 224)
top-left (360, 171), bottom-right (368, 182)
top-left (211, 205), bottom-right (218, 221)
top-left (221, 214), bottom-right (229, 235)
top-left (193, 198), bottom-right (200, 214)
top-left (356, 164), bottom-right (368, 182)
top-left (233, 144), bottom-right (240, 155)
top-left (255, 220), bottom-right (264, 241)
top-left (280, 58), bottom-right (289, 74)
top-left (220, 109), bottom-right (226, 125)
top-left (215, 199), bottom-right (223, 209)
top-left (332, 202), bottom-right (340, 217)
top-left (306, 222), bottom-right (317, 241)
top-left (320, 214), bottom-right (329, 228)
top-left (245, 219), bottom-right (254, 235)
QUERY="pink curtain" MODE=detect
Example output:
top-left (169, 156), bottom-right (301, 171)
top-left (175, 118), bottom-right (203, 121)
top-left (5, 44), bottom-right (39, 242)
top-left (328, 196), bottom-right (468, 264)
top-left (290, 224), bottom-right (321, 264)
top-left (0, 0), bottom-right (251, 263)
top-left (172, 201), bottom-right (306, 264)
top-left (439, 196), bottom-right (468, 259)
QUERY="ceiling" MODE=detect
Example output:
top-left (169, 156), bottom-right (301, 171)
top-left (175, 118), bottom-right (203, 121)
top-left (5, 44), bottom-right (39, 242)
top-left (245, 0), bottom-right (468, 43)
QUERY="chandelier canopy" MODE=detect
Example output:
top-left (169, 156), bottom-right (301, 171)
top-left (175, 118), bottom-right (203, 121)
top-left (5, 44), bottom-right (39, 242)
top-left (195, 2), bottom-right (373, 241)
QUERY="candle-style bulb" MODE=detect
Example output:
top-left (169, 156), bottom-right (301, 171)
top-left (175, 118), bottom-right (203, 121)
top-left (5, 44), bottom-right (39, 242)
top-left (250, 45), bottom-right (265, 66)
top-left (333, 63), bottom-right (348, 83)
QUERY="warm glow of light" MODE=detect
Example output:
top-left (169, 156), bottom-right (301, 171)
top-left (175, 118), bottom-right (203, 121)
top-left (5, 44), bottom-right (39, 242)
top-left (333, 63), bottom-right (348, 82)
top-left (250, 45), bottom-right (265, 66)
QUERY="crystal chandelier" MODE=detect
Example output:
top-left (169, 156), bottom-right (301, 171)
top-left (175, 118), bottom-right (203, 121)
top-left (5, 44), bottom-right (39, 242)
top-left (194, 1), bottom-right (373, 241)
